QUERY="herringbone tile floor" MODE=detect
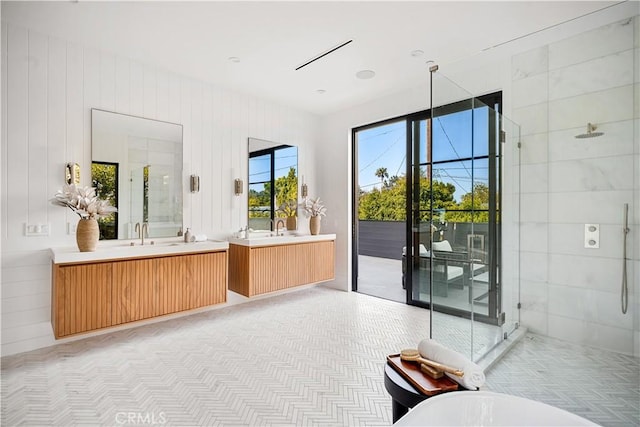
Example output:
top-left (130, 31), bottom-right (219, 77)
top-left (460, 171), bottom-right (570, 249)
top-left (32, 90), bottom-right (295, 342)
top-left (484, 333), bottom-right (640, 427)
top-left (2, 285), bottom-right (638, 426)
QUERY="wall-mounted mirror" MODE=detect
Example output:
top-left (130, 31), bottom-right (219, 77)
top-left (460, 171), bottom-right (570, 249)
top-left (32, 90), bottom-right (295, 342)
top-left (91, 109), bottom-right (183, 240)
top-left (248, 138), bottom-right (298, 231)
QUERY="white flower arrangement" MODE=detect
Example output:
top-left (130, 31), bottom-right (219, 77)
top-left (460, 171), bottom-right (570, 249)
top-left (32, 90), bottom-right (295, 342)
top-left (301, 197), bottom-right (327, 218)
top-left (52, 184), bottom-right (117, 219)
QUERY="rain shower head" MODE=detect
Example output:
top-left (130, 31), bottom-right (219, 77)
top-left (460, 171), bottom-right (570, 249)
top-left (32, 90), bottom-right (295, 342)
top-left (575, 123), bottom-right (604, 139)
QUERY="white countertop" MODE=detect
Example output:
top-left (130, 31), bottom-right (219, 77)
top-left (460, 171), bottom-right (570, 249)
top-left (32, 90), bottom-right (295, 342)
top-left (50, 238), bottom-right (229, 264)
top-left (228, 233), bottom-right (336, 247)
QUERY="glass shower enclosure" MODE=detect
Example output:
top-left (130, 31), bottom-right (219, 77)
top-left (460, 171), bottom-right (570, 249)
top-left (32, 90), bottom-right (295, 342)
top-left (405, 68), bottom-right (521, 361)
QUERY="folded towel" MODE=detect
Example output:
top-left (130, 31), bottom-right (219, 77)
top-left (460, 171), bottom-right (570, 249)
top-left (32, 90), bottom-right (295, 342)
top-left (418, 338), bottom-right (485, 390)
top-left (194, 234), bottom-right (207, 242)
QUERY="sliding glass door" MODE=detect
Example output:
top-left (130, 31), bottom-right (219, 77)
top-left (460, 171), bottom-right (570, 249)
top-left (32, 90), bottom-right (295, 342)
top-left (353, 120), bottom-right (407, 303)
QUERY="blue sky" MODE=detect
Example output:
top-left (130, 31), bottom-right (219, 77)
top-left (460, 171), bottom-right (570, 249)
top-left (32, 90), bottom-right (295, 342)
top-left (249, 146), bottom-right (298, 193)
top-left (248, 108), bottom-right (493, 202)
top-left (357, 107), bottom-right (491, 202)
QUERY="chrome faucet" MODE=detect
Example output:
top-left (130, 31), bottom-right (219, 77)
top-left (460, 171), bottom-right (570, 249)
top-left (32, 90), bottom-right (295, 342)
top-left (141, 223), bottom-right (149, 245)
top-left (134, 222), bottom-right (149, 245)
top-left (275, 219), bottom-right (285, 236)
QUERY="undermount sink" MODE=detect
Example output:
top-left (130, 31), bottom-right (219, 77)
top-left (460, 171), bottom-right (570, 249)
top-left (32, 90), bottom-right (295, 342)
top-left (394, 391), bottom-right (598, 426)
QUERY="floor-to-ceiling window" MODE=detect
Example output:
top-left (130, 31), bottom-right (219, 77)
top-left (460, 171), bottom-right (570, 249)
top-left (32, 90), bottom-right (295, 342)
top-left (352, 92), bottom-right (502, 325)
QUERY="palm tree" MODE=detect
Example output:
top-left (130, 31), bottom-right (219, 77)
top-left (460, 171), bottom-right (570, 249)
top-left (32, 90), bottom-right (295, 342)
top-left (375, 167), bottom-right (389, 188)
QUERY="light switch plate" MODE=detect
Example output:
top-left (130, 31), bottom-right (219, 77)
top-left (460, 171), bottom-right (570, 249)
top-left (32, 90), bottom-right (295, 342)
top-left (24, 223), bottom-right (50, 236)
top-left (67, 222), bottom-right (77, 235)
top-left (584, 223), bottom-right (599, 249)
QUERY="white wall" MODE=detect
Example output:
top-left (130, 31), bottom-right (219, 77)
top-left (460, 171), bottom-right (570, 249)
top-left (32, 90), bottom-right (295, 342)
top-left (318, 80), bottom-right (429, 291)
top-left (319, 15), bottom-right (639, 356)
top-left (0, 22), bottom-right (319, 356)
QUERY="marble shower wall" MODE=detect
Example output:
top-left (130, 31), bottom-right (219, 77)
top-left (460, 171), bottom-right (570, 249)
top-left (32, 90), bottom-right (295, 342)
top-left (511, 16), bottom-right (639, 355)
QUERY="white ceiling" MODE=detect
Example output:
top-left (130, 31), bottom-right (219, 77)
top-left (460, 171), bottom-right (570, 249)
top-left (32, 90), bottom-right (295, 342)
top-left (2, 1), bottom-right (636, 115)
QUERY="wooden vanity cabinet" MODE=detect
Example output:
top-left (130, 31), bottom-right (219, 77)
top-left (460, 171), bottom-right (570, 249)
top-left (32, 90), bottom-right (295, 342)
top-left (52, 262), bottom-right (114, 337)
top-left (52, 251), bottom-right (227, 338)
top-left (229, 239), bottom-right (335, 297)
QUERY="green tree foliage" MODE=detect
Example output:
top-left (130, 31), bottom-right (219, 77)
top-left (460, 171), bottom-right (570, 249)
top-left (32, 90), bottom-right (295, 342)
top-left (446, 183), bottom-right (490, 223)
top-left (358, 175), bottom-right (457, 221)
top-left (359, 177), bottom-right (491, 223)
top-left (275, 167), bottom-right (298, 218)
top-left (249, 167), bottom-right (298, 218)
top-left (92, 163), bottom-right (117, 205)
top-left (91, 162), bottom-right (118, 240)
top-left (374, 167), bottom-right (389, 188)
top-left (249, 182), bottom-right (271, 218)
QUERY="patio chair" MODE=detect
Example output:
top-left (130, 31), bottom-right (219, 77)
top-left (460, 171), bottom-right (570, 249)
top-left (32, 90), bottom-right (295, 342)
top-left (401, 241), bottom-right (467, 297)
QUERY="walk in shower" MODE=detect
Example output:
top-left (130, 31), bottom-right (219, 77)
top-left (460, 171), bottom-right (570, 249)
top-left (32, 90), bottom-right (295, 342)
top-left (404, 68), bottom-right (521, 361)
top-left (353, 67), bottom-right (521, 362)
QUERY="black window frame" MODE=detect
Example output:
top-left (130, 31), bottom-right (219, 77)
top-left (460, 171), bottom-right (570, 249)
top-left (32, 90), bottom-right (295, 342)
top-left (352, 91), bottom-right (503, 324)
top-left (249, 144), bottom-right (291, 230)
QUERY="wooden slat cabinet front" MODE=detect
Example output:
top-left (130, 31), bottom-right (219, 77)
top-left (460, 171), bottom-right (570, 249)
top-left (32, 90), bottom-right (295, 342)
top-left (112, 258), bottom-right (157, 325)
top-left (52, 251), bottom-right (227, 338)
top-left (229, 240), bottom-right (335, 297)
top-left (52, 262), bottom-right (113, 338)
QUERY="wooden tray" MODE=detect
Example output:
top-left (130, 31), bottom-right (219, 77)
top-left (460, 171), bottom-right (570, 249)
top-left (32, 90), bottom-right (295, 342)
top-left (387, 354), bottom-right (459, 396)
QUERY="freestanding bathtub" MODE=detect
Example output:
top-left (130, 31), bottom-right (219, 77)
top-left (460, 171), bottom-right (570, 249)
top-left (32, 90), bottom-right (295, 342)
top-left (393, 391), bottom-right (599, 426)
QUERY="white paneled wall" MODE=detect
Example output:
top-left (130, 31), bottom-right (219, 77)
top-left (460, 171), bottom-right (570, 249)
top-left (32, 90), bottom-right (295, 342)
top-left (512, 16), bottom-right (639, 355)
top-left (0, 22), bottom-right (318, 356)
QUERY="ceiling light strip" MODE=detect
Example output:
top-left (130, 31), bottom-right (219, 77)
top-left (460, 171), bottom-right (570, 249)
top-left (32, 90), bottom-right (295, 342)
top-left (295, 40), bottom-right (353, 71)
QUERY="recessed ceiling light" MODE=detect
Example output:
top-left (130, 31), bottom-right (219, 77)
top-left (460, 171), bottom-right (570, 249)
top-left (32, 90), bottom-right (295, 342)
top-left (411, 50), bottom-right (424, 57)
top-left (316, 89), bottom-right (326, 94)
top-left (356, 70), bottom-right (375, 80)
top-left (228, 57), bottom-right (240, 63)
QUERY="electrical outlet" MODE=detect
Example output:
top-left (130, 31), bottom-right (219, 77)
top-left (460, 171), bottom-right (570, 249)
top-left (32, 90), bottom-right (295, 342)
top-left (67, 222), bottom-right (77, 234)
top-left (24, 223), bottom-right (50, 236)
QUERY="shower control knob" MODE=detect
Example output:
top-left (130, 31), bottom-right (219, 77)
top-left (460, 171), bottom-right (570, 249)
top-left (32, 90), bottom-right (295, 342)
top-left (584, 224), bottom-right (599, 249)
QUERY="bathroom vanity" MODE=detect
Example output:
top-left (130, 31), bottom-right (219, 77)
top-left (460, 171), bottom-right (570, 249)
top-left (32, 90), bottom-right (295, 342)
top-left (50, 240), bottom-right (229, 338)
top-left (228, 234), bottom-right (335, 297)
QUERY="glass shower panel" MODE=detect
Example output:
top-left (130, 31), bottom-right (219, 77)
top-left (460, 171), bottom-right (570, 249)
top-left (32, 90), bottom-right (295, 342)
top-left (469, 96), bottom-right (502, 360)
top-left (500, 115), bottom-right (521, 339)
top-left (426, 71), bottom-right (517, 361)
top-left (409, 72), bottom-right (478, 357)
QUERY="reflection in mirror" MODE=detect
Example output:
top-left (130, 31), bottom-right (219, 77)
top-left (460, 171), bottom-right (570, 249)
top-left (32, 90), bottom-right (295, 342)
top-left (91, 161), bottom-right (119, 239)
top-left (91, 109), bottom-right (183, 240)
top-left (248, 138), bottom-right (298, 231)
